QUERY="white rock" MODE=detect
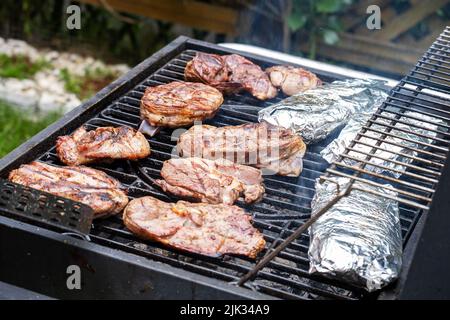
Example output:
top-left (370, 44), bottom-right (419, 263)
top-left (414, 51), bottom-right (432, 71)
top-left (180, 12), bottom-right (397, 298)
top-left (38, 92), bottom-right (68, 113)
top-left (34, 71), bottom-right (66, 94)
top-left (0, 78), bottom-right (39, 108)
top-left (43, 50), bottom-right (59, 62)
top-left (112, 64), bottom-right (130, 74)
top-left (62, 94), bottom-right (82, 113)
top-left (0, 37), bottom-right (129, 114)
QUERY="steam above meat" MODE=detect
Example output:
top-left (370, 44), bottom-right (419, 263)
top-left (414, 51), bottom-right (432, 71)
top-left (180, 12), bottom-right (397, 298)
top-left (9, 161), bottom-right (128, 218)
top-left (177, 122), bottom-right (306, 176)
top-left (266, 66), bottom-right (322, 96)
top-left (185, 52), bottom-right (277, 100)
top-left (56, 126), bottom-right (150, 166)
top-left (155, 157), bottom-right (265, 205)
top-left (123, 196), bottom-right (266, 258)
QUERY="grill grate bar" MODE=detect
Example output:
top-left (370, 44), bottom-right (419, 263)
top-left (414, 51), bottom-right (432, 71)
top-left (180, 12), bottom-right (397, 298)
top-left (331, 162), bottom-right (434, 193)
top-left (391, 87), bottom-right (450, 108)
top-left (325, 169), bottom-right (432, 204)
top-left (347, 138), bottom-right (445, 166)
top-left (370, 113), bottom-right (450, 139)
top-left (404, 78), bottom-right (450, 95)
top-left (379, 105), bottom-right (450, 130)
top-left (339, 153), bottom-right (440, 183)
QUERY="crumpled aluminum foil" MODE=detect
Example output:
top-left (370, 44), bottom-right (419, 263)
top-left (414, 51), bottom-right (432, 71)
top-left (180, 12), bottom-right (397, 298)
top-left (321, 110), bottom-right (445, 178)
top-left (258, 79), bottom-right (389, 144)
top-left (308, 176), bottom-right (403, 292)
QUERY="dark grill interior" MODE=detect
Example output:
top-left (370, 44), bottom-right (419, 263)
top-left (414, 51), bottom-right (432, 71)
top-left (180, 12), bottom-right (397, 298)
top-left (1, 29), bottom-right (449, 300)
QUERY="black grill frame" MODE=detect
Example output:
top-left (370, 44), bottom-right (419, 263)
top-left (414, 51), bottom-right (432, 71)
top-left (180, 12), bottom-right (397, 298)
top-left (0, 33), bottom-right (449, 300)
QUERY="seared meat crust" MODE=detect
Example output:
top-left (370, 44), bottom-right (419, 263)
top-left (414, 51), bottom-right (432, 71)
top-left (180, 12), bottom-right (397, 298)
top-left (8, 161), bottom-right (128, 218)
top-left (140, 81), bottom-right (223, 128)
top-left (185, 52), bottom-right (277, 100)
top-left (177, 122), bottom-right (306, 176)
top-left (56, 126), bottom-right (150, 166)
top-left (154, 157), bottom-right (265, 205)
top-left (123, 196), bottom-right (266, 258)
top-left (266, 65), bottom-right (322, 96)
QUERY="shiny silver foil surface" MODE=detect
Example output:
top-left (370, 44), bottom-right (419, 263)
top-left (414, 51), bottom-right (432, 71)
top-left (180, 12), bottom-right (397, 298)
top-left (258, 79), bottom-right (389, 144)
top-left (309, 177), bottom-right (403, 292)
top-left (321, 110), bottom-right (445, 178)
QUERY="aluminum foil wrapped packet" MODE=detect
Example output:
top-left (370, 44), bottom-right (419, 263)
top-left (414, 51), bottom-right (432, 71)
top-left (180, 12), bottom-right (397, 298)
top-left (321, 110), bottom-right (446, 178)
top-left (309, 176), bottom-right (403, 292)
top-left (258, 79), bottom-right (389, 144)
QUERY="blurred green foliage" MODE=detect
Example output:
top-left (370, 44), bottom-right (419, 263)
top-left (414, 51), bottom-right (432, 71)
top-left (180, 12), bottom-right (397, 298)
top-left (0, 100), bottom-right (61, 157)
top-left (288, 0), bottom-right (353, 58)
top-left (60, 67), bottom-right (120, 100)
top-left (0, 54), bottom-right (50, 79)
top-left (0, 0), bottom-right (176, 65)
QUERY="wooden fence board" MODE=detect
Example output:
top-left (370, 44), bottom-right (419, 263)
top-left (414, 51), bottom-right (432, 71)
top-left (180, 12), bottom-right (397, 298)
top-left (374, 0), bottom-right (449, 40)
top-left (78, 0), bottom-right (239, 35)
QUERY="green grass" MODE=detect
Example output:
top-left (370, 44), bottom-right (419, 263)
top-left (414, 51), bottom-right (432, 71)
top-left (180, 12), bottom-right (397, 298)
top-left (0, 101), bottom-right (61, 158)
top-left (0, 54), bottom-right (50, 79)
top-left (60, 67), bottom-right (119, 101)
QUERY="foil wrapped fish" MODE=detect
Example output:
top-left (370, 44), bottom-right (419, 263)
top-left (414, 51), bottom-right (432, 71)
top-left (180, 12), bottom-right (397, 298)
top-left (309, 176), bottom-right (403, 292)
top-left (321, 110), bottom-right (446, 178)
top-left (258, 79), bottom-right (389, 144)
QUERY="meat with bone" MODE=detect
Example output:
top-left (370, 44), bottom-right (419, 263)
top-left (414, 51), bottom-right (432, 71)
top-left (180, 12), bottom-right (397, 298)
top-left (8, 161), bottom-right (128, 218)
top-left (123, 196), bottom-right (266, 258)
top-left (266, 66), bottom-right (322, 96)
top-left (177, 122), bottom-right (306, 176)
top-left (56, 126), bottom-right (150, 166)
top-left (140, 81), bottom-right (223, 130)
top-left (185, 52), bottom-right (277, 100)
top-left (154, 157), bottom-right (265, 205)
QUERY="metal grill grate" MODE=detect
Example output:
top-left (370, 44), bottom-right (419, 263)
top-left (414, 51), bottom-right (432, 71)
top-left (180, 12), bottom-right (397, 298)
top-left (34, 49), bottom-right (366, 300)
top-left (236, 28), bottom-right (450, 293)
top-left (325, 27), bottom-right (450, 211)
top-left (4, 29), bottom-right (448, 300)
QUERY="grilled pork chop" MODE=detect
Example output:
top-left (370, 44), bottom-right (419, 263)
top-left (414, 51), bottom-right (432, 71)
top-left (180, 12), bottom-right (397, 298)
top-left (177, 122), bottom-right (306, 176)
top-left (185, 52), bottom-right (277, 100)
top-left (140, 81), bottom-right (223, 129)
top-left (56, 126), bottom-right (150, 166)
top-left (8, 161), bottom-right (128, 218)
top-left (154, 157), bottom-right (265, 205)
top-left (123, 196), bottom-right (266, 258)
top-left (266, 66), bottom-right (322, 96)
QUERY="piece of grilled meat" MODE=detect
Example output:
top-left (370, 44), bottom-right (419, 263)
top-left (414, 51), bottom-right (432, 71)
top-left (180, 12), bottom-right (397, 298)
top-left (177, 122), bottom-right (306, 176)
top-left (123, 196), bottom-right (266, 258)
top-left (266, 66), bottom-right (322, 96)
top-left (224, 54), bottom-right (278, 100)
top-left (9, 161), bottom-right (128, 218)
top-left (185, 52), bottom-right (277, 100)
top-left (56, 126), bottom-right (150, 166)
top-left (140, 81), bottom-right (223, 130)
top-left (154, 157), bottom-right (265, 205)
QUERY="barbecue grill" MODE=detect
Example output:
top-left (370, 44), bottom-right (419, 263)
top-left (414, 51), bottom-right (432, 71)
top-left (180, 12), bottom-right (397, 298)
top-left (1, 28), bottom-right (450, 300)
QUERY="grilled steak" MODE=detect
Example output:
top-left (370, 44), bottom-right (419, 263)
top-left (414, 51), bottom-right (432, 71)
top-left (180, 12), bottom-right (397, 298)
top-left (123, 196), bottom-right (266, 258)
top-left (266, 66), bottom-right (322, 96)
top-left (56, 126), bottom-right (150, 166)
top-left (154, 157), bottom-right (265, 205)
top-left (177, 122), bottom-right (306, 176)
top-left (224, 54), bottom-right (278, 100)
top-left (8, 161), bottom-right (128, 218)
top-left (140, 81), bottom-right (223, 129)
top-left (185, 52), bottom-right (277, 100)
